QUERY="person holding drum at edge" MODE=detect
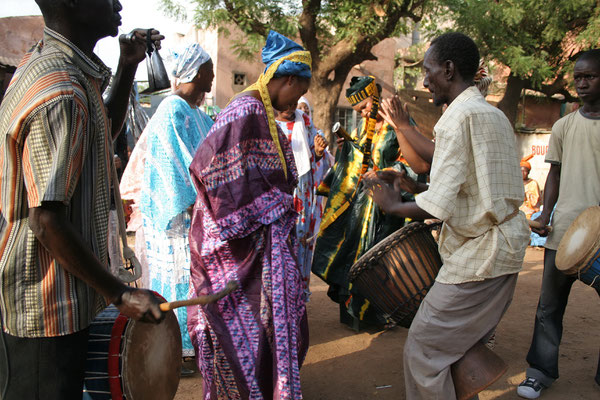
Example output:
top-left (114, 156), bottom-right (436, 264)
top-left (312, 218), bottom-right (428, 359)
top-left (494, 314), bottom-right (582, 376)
top-left (365, 32), bottom-right (529, 399)
top-left (516, 49), bottom-right (600, 399)
top-left (187, 31), bottom-right (311, 399)
top-left (0, 1), bottom-right (165, 398)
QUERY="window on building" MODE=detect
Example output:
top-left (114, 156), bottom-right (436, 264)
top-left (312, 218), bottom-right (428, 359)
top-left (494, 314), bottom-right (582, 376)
top-left (233, 73), bottom-right (246, 86)
top-left (335, 107), bottom-right (355, 134)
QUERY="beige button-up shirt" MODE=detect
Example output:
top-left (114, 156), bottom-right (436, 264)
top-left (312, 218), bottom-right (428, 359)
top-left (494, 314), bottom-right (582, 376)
top-left (416, 86), bottom-right (529, 284)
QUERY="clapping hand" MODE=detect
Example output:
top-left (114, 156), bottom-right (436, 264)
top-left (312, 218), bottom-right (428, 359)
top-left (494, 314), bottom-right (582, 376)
top-left (379, 96), bottom-right (411, 130)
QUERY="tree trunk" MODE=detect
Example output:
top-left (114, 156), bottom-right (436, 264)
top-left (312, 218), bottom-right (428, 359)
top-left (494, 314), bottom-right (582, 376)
top-left (497, 73), bottom-right (528, 127)
top-left (309, 75), bottom-right (346, 147)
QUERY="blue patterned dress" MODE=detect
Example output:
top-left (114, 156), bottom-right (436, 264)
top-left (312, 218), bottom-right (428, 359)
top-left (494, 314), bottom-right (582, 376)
top-left (139, 95), bottom-right (214, 357)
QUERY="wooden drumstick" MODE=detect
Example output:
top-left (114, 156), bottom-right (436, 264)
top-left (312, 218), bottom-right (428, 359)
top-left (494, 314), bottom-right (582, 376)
top-left (528, 219), bottom-right (553, 232)
top-left (159, 281), bottom-right (238, 312)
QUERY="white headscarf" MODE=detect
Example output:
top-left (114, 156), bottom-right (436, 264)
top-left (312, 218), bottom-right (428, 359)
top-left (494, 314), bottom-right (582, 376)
top-left (297, 96), bottom-right (312, 119)
top-left (171, 43), bottom-right (211, 85)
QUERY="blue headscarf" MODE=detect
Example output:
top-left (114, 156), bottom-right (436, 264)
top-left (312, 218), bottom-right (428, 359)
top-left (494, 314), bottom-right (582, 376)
top-left (262, 31), bottom-right (312, 79)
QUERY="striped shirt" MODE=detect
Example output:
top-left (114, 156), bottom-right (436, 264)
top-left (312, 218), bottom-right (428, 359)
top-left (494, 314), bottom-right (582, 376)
top-left (0, 28), bottom-right (112, 337)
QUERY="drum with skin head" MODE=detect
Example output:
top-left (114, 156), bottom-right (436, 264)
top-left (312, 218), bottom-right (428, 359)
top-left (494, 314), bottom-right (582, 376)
top-left (83, 303), bottom-right (182, 400)
top-left (556, 205), bottom-right (600, 289)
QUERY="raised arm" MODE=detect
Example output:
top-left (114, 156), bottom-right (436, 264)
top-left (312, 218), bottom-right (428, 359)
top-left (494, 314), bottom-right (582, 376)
top-left (379, 96), bottom-right (434, 173)
top-left (104, 29), bottom-right (164, 139)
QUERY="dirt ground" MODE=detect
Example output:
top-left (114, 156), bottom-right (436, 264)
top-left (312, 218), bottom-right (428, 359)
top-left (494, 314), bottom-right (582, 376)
top-left (174, 248), bottom-right (600, 399)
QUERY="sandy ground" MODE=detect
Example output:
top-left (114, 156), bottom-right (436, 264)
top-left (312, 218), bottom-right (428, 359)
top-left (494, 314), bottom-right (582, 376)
top-left (173, 248), bottom-right (600, 399)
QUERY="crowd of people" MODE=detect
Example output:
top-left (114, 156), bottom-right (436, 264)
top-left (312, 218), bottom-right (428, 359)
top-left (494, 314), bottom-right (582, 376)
top-left (0, 1), bottom-right (599, 400)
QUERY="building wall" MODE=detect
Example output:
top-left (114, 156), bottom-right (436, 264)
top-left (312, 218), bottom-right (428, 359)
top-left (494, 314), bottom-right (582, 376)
top-left (338, 36), bottom-right (411, 109)
top-left (515, 132), bottom-right (552, 191)
top-left (214, 32), bottom-right (263, 108)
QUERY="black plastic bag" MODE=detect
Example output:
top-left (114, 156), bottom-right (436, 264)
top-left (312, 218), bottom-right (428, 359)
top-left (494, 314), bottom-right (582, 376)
top-left (142, 28), bottom-right (170, 93)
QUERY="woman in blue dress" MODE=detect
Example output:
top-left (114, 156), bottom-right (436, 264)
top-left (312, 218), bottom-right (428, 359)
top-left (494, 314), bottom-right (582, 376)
top-left (138, 43), bottom-right (215, 360)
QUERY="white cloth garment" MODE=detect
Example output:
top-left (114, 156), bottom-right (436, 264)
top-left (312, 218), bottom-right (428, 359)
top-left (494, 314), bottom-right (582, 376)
top-left (291, 109), bottom-right (312, 177)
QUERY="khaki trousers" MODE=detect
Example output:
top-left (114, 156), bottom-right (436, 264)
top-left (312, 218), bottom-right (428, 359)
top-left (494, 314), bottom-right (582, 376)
top-left (404, 273), bottom-right (518, 400)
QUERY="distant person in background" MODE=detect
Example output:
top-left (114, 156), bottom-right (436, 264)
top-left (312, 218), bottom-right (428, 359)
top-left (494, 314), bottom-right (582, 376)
top-left (474, 59), bottom-right (493, 97)
top-left (519, 154), bottom-right (542, 219)
top-left (137, 43), bottom-right (215, 366)
top-left (297, 96), bottom-right (312, 118)
top-left (275, 102), bottom-right (332, 299)
top-left (119, 129), bottom-right (150, 286)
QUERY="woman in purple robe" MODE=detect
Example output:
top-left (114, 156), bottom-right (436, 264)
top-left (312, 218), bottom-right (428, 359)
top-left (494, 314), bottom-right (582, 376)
top-left (187, 31), bottom-right (312, 399)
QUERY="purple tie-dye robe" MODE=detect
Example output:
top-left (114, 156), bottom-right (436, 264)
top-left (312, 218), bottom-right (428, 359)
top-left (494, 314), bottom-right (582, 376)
top-left (187, 95), bottom-right (308, 400)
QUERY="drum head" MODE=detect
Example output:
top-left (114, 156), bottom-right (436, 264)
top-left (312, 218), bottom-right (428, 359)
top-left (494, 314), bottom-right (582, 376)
top-left (122, 310), bottom-right (182, 400)
top-left (556, 206), bottom-right (600, 272)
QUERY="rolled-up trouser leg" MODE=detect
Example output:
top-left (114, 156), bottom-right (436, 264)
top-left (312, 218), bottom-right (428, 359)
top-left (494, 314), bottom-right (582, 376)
top-left (404, 274), bottom-right (518, 400)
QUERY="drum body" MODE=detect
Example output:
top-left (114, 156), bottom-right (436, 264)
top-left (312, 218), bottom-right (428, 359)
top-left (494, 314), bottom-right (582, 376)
top-left (348, 222), bottom-right (442, 328)
top-left (556, 206), bottom-right (600, 289)
top-left (83, 304), bottom-right (182, 400)
top-left (577, 248), bottom-right (600, 289)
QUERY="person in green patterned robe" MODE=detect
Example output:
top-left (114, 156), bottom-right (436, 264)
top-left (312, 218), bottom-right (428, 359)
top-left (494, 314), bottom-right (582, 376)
top-left (312, 76), bottom-right (420, 329)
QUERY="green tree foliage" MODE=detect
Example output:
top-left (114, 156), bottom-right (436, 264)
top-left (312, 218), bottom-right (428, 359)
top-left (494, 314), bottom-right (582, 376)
top-left (160, 0), bottom-right (427, 139)
top-left (428, 0), bottom-right (600, 125)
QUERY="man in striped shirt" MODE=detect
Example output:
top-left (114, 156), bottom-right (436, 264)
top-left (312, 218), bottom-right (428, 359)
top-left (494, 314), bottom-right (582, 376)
top-left (0, 1), bottom-right (165, 398)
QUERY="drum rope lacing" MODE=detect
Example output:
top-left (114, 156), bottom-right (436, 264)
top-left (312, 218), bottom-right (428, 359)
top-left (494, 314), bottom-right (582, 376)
top-left (348, 222), bottom-right (442, 327)
top-left (348, 222), bottom-right (441, 279)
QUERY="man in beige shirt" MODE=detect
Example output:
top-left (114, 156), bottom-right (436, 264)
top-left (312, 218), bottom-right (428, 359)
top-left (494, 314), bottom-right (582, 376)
top-left (367, 32), bottom-right (529, 399)
top-left (517, 49), bottom-right (600, 399)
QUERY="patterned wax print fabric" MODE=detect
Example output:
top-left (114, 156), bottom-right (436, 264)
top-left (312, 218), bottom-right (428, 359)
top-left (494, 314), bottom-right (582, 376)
top-left (519, 179), bottom-right (541, 219)
top-left (139, 95), bottom-right (214, 357)
top-left (312, 119), bottom-right (418, 327)
top-left (276, 112), bottom-right (332, 300)
top-left (187, 95), bottom-right (307, 400)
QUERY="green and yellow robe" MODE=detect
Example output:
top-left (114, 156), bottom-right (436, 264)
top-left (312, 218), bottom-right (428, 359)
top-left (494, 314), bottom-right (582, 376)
top-left (311, 119), bottom-right (419, 327)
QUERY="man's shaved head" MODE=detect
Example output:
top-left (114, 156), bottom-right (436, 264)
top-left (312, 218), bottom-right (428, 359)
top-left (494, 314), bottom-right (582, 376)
top-left (34, 0), bottom-right (123, 45)
top-left (35, 0), bottom-right (65, 22)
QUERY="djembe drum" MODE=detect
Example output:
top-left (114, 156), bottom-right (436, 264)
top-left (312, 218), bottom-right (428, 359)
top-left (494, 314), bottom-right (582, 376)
top-left (83, 304), bottom-right (181, 400)
top-left (348, 221), bottom-right (442, 328)
top-left (556, 205), bottom-right (600, 289)
top-left (348, 222), bottom-right (507, 400)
